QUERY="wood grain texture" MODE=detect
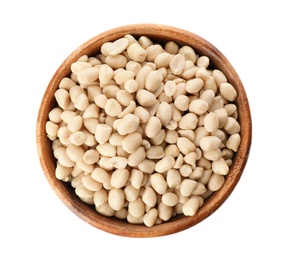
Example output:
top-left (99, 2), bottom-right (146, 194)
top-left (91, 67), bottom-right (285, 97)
top-left (36, 24), bottom-right (252, 237)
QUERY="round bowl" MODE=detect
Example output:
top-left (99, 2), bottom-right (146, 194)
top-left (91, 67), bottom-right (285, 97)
top-left (36, 24), bottom-right (252, 237)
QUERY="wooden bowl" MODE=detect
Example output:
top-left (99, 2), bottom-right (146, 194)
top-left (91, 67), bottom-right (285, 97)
top-left (36, 24), bottom-right (252, 237)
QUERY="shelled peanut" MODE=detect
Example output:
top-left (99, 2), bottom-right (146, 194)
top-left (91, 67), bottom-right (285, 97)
top-left (46, 34), bottom-right (241, 227)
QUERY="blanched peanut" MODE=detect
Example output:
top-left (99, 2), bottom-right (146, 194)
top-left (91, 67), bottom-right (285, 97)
top-left (108, 188), bottom-right (125, 210)
top-left (107, 157), bottom-right (128, 169)
top-left (126, 60), bottom-right (141, 75)
top-left (138, 36), bottom-right (153, 49)
top-left (151, 173), bottom-right (167, 194)
top-left (174, 95), bottom-right (189, 111)
top-left (91, 167), bottom-right (110, 184)
top-left (130, 169), bottom-right (144, 189)
top-left (220, 82), bottom-right (237, 101)
top-left (186, 78), bottom-right (204, 94)
top-left (117, 100), bottom-right (136, 119)
top-left (116, 146), bottom-right (129, 158)
top-left (142, 187), bottom-right (157, 207)
top-left (197, 56), bottom-right (210, 68)
top-left (156, 102), bottom-right (172, 126)
top-left (96, 142), bottom-right (116, 157)
top-left (177, 137), bottom-right (196, 155)
top-left (146, 145), bottom-right (164, 159)
top-left (212, 158), bottom-right (229, 175)
top-left (158, 202), bottom-right (173, 221)
top-left (224, 104), bottom-right (237, 116)
top-left (124, 184), bottom-right (139, 202)
top-left (66, 144), bottom-right (84, 163)
top-left (55, 89), bottom-right (70, 109)
top-left (83, 149), bottom-right (99, 164)
top-left (180, 179), bottom-right (198, 197)
top-left (145, 70), bottom-right (163, 92)
top-left (108, 133), bottom-right (124, 146)
top-left (104, 98), bottom-right (122, 117)
top-left (75, 184), bottom-right (94, 199)
top-left (180, 164), bottom-right (193, 177)
top-left (94, 124), bottom-right (112, 144)
top-left (110, 169), bottom-right (129, 189)
top-left (55, 162), bottom-right (72, 180)
top-left (164, 80), bottom-right (177, 97)
top-left (96, 203), bottom-right (115, 217)
top-left (154, 52), bottom-right (173, 68)
top-left (46, 121), bottom-right (58, 137)
top-left (164, 129), bottom-right (178, 144)
top-left (116, 89), bottom-right (133, 107)
top-left (204, 112), bottom-right (219, 132)
top-left (121, 132), bottom-right (142, 153)
top-left (192, 182), bottom-right (207, 195)
top-left (143, 208), bottom-right (158, 227)
top-left (98, 64), bottom-right (113, 85)
top-left (83, 103), bottom-right (99, 119)
top-left (164, 144), bottom-right (180, 158)
top-left (224, 117), bottom-right (240, 135)
top-left (212, 69), bottom-right (227, 87)
top-left (115, 208), bottom-right (128, 219)
top-left (178, 113), bottom-right (198, 130)
top-left (137, 159), bottom-right (155, 174)
top-left (162, 192), bottom-right (179, 206)
top-left (107, 38), bottom-right (129, 56)
top-left (145, 116), bottom-right (162, 138)
top-left (114, 70), bottom-right (135, 85)
top-left (77, 67), bottom-right (99, 85)
top-left (74, 93), bottom-right (89, 111)
top-left (93, 189), bottom-right (108, 207)
top-left (59, 77), bottom-right (76, 90)
top-left (182, 197), bottom-right (199, 216)
top-left (203, 149), bottom-right (221, 161)
top-left (166, 169), bottom-right (181, 188)
top-left (189, 99), bottom-right (209, 115)
top-left (179, 45), bottom-right (197, 63)
top-left (200, 89), bottom-right (215, 107)
top-left (128, 198), bottom-right (145, 218)
top-left (183, 152), bottom-right (197, 165)
top-left (165, 41), bottom-right (179, 54)
top-left (76, 160), bottom-right (94, 174)
top-left (81, 175), bottom-right (102, 191)
top-left (71, 61), bottom-right (92, 76)
top-left (136, 89), bottom-right (156, 107)
top-left (128, 147), bottom-right (146, 167)
top-left (127, 42), bottom-right (147, 62)
top-left (214, 108), bottom-right (228, 128)
top-left (146, 44), bottom-right (164, 61)
top-left (155, 156), bottom-right (175, 173)
top-left (48, 107), bottom-right (63, 123)
top-left (127, 214), bottom-right (143, 224)
top-left (134, 106), bottom-right (150, 123)
top-left (208, 173), bottom-right (225, 191)
top-left (94, 94), bottom-right (107, 108)
top-left (105, 55), bottom-right (128, 69)
top-left (116, 114), bottom-right (140, 135)
top-left (199, 136), bottom-right (222, 151)
top-left (124, 79), bottom-right (138, 93)
top-left (226, 133), bottom-right (241, 152)
top-left (196, 67), bottom-right (210, 81)
top-left (170, 54), bottom-right (186, 75)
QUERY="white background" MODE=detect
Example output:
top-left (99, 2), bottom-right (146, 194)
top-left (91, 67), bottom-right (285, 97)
top-left (1, 0), bottom-right (293, 259)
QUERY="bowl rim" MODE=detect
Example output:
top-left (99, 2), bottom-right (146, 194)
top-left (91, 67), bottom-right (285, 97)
top-left (36, 23), bottom-right (252, 237)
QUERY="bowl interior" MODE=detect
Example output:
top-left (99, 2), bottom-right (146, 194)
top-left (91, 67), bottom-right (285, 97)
top-left (36, 24), bottom-right (251, 237)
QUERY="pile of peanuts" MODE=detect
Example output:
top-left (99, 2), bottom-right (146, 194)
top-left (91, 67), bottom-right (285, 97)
top-left (45, 34), bottom-right (241, 227)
